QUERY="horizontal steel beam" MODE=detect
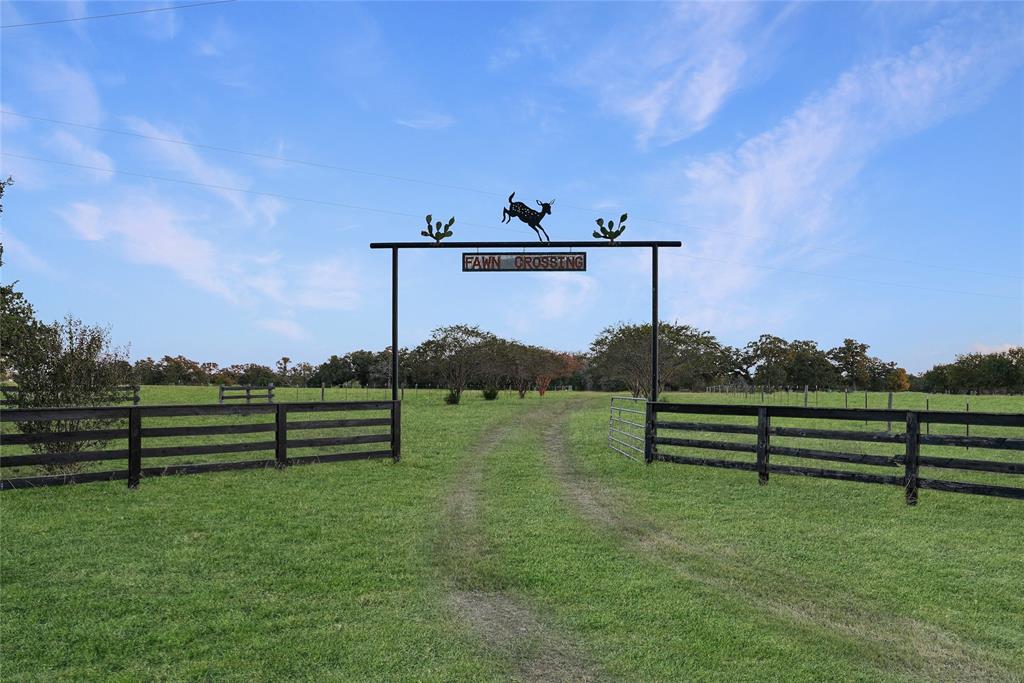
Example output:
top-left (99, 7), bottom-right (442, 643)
top-left (369, 240), bottom-right (682, 249)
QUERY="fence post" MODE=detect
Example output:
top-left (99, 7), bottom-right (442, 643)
top-left (275, 403), bottom-right (288, 468)
top-left (391, 400), bottom-right (402, 462)
top-left (268, 383), bottom-right (275, 404)
top-left (887, 392), bottom-right (894, 432)
top-left (904, 411), bottom-right (920, 506)
top-left (128, 406), bottom-right (141, 489)
top-left (965, 403), bottom-right (970, 451)
top-left (644, 401), bottom-right (655, 464)
top-left (218, 385), bottom-right (224, 404)
top-left (756, 406), bottom-right (770, 485)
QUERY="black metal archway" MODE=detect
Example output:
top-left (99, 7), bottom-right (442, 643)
top-left (369, 240), bottom-right (683, 402)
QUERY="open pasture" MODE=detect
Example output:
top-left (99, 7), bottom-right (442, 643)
top-left (1, 388), bottom-right (1022, 681)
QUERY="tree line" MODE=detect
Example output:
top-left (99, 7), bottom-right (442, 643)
top-left (108, 324), bottom-right (1024, 400)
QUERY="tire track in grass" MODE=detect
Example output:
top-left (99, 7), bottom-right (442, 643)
top-left (544, 408), bottom-right (1017, 683)
top-left (435, 398), bottom-right (604, 683)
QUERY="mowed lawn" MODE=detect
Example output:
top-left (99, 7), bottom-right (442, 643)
top-left (1, 388), bottom-right (1022, 681)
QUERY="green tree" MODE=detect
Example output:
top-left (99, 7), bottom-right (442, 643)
top-left (310, 354), bottom-right (355, 387)
top-left (827, 339), bottom-right (872, 389)
top-left (412, 325), bottom-right (495, 404)
top-left (347, 350), bottom-right (378, 388)
top-left (8, 315), bottom-right (133, 472)
top-left (589, 322), bottom-right (727, 398)
top-left (276, 357), bottom-right (291, 384)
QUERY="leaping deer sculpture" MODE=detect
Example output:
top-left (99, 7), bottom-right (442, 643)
top-left (502, 192), bottom-right (553, 242)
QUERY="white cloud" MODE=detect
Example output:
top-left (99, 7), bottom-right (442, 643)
top-left (194, 18), bottom-right (236, 57)
top-left (29, 60), bottom-right (103, 127)
top-left (971, 342), bottom-right (1018, 354)
top-left (257, 318), bottom-right (308, 341)
top-left (291, 258), bottom-right (362, 311)
top-left (57, 199), bottom-right (236, 300)
top-left (0, 231), bottom-right (55, 276)
top-left (57, 197), bottom-right (361, 313)
top-left (567, 4), bottom-right (774, 146)
top-left (140, 3), bottom-right (180, 41)
top-left (507, 272), bottom-right (597, 336)
top-left (45, 130), bottom-right (115, 179)
top-left (395, 113), bottom-right (455, 130)
top-left (663, 9), bottom-right (1024, 330)
top-left (121, 116), bottom-right (285, 226)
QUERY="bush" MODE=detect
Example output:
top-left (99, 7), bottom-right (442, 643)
top-left (8, 315), bottom-right (132, 474)
top-left (481, 387), bottom-right (499, 400)
top-left (444, 389), bottom-right (461, 405)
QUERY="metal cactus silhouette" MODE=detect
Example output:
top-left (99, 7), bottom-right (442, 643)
top-left (502, 192), bottom-right (554, 242)
top-left (421, 214), bottom-right (455, 243)
top-left (593, 213), bottom-right (627, 242)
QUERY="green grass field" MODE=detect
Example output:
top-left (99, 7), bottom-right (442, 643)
top-left (2, 388), bottom-right (1022, 681)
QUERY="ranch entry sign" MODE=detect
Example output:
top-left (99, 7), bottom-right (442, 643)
top-left (462, 252), bottom-right (586, 272)
top-left (370, 191), bottom-right (682, 405)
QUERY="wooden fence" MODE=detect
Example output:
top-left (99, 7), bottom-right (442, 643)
top-left (219, 384), bottom-right (275, 403)
top-left (0, 400), bottom-right (399, 490)
top-left (1, 385), bottom-right (140, 407)
top-left (644, 402), bottom-right (1023, 504)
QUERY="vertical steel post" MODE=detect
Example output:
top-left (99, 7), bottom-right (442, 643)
top-left (651, 246), bottom-right (659, 402)
top-left (391, 247), bottom-right (399, 402)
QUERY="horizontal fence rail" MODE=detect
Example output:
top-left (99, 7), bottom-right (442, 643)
top-left (644, 402), bottom-right (1023, 504)
top-left (218, 384), bottom-right (275, 404)
top-left (1, 384), bottom-right (140, 406)
top-left (0, 400), bottom-right (400, 490)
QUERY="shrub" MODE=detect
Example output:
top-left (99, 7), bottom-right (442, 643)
top-left (481, 387), bottom-right (499, 400)
top-left (444, 389), bottom-right (461, 405)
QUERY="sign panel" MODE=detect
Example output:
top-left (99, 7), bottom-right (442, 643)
top-left (462, 252), bottom-right (586, 272)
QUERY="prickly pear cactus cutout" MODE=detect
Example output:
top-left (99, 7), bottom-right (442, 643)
top-left (421, 214), bottom-right (455, 243)
top-left (593, 213), bottom-right (627, 243)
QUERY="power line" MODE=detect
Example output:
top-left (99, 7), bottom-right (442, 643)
top-left (0, 110), bottom-right (501, 197)
top-left (2, 151), bottom-right (1019, 303)
top-left (3, 109), bottom-right (1017, 281)
top-left (0, 151), bottom-right (521, 236)
top-left (1, 0), bottom-right (236, 29)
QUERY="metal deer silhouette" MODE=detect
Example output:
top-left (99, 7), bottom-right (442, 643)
top-left (502, 192), bottom-right (554, 242)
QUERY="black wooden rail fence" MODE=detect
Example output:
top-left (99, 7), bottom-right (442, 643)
top-left (1, 384), bottom-right (140, 406)
top-left (643, 403), bottom-right (1023, 504)
top-left (0, 400), bottom-right (400, 490)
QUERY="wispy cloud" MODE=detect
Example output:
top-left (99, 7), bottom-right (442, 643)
top-left (29, 60), bottom-right (103, 127)
top-left (508, 272), bottom-right (597, 335)
top-left (567, 4), bottom-right (784, 146)
top-left (0, 230), bottom-right (55, 277)
top-left (257, 318), bottom-right (308, 341)
top-left (45, 130), bottom-right (115, 179)
top-left (58, 198), bottom-right (236, 300)
top-left (291, 258), bottom-right (363, 311)
top-left (395, 113), bottom-right (455, 130)
top-left (121, 116), bottom-right (285, 226)
top-left (971, 342), bottom-right (1018, 354)
top-left (664, 8), bottom-right (1024, 330)
top-left (57, 197), bottom-right (361, 312)
top-left (194, 18), bottom-right (236, 58)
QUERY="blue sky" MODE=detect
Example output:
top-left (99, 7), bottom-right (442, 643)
top-left (1, 1), bottom-right (1021, 373)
